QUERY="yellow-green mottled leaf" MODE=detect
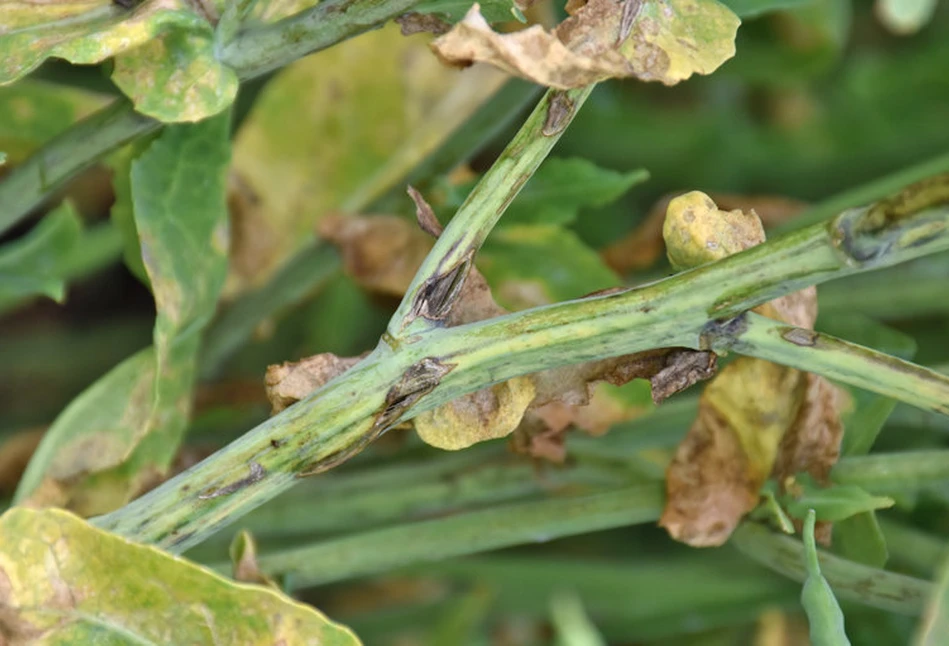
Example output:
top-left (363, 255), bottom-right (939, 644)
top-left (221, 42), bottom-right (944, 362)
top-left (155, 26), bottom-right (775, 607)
top-left (0, 507), bottom-right (361, 645)
top-left (0, 202), bottom-right (81, 310)
top-left (16, 113), bottom-right (231, 515)
top-left (228, 25), bottom-right (497, 295)
top-left (478, 224), bottom-right (618, 310)
top-left (112, 29), bottom-right (238, 122)
top-left (0, 0), bottom-right (205, 84)
top-left (615, 0), bottom-right (742, 86)
top-left (0, 79), bottom-right (107, 162)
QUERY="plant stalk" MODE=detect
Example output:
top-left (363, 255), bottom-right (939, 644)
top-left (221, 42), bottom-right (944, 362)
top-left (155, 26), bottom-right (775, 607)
top-left (94, 196), bottom-right (949, 553)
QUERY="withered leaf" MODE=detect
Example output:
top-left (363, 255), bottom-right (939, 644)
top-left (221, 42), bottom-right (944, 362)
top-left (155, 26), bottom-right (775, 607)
top-left (317, 213), bottom-right (435, 297)
top-left (266, 354), bottom-right (364, 414)
top-left (602, 191), bottom-right (807, 273)
top-left (230, 529), bottom-right (281, 590)
top-left (415, 376), bottom-right (537, 450)
top-left (396, 12), bottom-right (453, 36)
top-left (431, 0), bottom-right (740, 89)
top-left (660, 193), bottom-right (843, 547)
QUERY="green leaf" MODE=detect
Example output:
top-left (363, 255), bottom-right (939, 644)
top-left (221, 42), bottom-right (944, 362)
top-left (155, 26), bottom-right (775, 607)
top-left (108, 142), bottom-right (151, 285)
top-left (413, 0), bottom-right (513, 23)
top-left (833, 512), bottom-right (889, 569)
top-left (503, 158), bottom-right (648, 226)
top-left (0, 1), bottom-right (233, 122)
top-left (0, 507), bottom-right (361, 645)
top-left (15, 111), bottom-right (231, 515)
top-left (111, 28), bottom-right (238, 123)
top-left (0, 79), bottom-right (107, 162)
top-left (720, 0), bottom-right (815, 18)
top-left (478, 224), bottom-right (618, 309)
top-left (0, 202), bottom-right (81, 309)
top-left (783, 475), bottom-right (894, 523)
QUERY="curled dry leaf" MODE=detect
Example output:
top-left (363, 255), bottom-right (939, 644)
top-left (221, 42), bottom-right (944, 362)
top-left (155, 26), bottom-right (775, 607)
top-left (602, 191), bottom-right (807, 273)
top-left (271, 211), bottom-right (715, 454)
top-left (659, 192), bottom-right (843, 547)
top-left (266, 354), bottom-right (364, 414)
top-left (431, 0), bottom-right (740, 89)
top-left (230, 529), bottom-right (281, 590)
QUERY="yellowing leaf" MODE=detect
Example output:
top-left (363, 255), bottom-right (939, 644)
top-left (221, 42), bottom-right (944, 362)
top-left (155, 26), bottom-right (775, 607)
top-left (416, 375), bottom-right (537, 449)
top-left (0, 79), bottom-right (107, 163)
top-left (112, 28), bottom-right (238, 122)
top-left (660, 193), bottom-right (843, 547)
top-left (431, 0), bottom-right (740, 89)
top-left (0, 0), bottom-right (229, 121)
top-left (228, 25), bottom-right (505, 296)
top-left (0, 507), bottom-right (361, 644)
top-left (662, 190), bottom-right (765, 270)
top-left (16, 112), bottom-right (232, 515)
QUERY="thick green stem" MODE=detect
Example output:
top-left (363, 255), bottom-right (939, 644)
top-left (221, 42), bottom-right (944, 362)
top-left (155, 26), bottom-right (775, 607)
top-left (212, 484), bottom-right (665, 587)
top-left (388, 86), bottom-right (595, 335)
top-left (94, 194), bottom-right (949, 553)
top-left (709, 312), bottom-right (949, 415)
top-left (732, 521), bottom-right (932, 615)
top-left (832, 450), bottom-right (949, 492)
top-left (217, 0), bottom-right (424, 80)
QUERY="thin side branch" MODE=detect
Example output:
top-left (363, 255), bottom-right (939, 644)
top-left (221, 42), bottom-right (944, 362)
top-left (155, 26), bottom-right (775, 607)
top-left (388, 86), bottom-right (595, 335)
top-left (708, 312), bottom-right (949, 415)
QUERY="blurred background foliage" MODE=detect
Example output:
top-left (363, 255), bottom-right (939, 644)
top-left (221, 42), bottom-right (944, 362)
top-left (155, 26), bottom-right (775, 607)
top-left (2, 0), bottom-right (949, 643)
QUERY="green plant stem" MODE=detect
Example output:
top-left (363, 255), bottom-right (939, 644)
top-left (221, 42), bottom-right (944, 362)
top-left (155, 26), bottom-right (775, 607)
top-left (710, 312), bottom-right (949, 415)
top-left (832, 451), bottom-right (949, 493)
top-left (779, 150), bottom-right (949, 232)
top-left (217, 0), bottom-right (425, 80)
top-left (95, 195), bottom-right (949, 553)
top-left (731, 521), bottom-right (932, 615)
top-left (388, 86), bottom-right (595, 335)
top-left (0, 100), bottom-right (157, 236)
top-left (212, 484), bottom-right (665, 587)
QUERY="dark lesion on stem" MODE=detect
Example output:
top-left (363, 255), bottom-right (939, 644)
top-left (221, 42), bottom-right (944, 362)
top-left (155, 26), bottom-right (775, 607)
top-left (406, 253), bottom-right (474, 325)
top-left (198, 462), bottom-right (266, 500)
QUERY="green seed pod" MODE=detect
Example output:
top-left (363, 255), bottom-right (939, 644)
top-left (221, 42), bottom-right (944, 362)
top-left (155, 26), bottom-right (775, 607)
top-left (801, 509), bottom-right (851, 646)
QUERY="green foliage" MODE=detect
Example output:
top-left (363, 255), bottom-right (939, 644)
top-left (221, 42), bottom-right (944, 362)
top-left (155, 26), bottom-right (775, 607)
top-left (1, 1), bottom-right (949, 645)
top-left (15, 112), bottom-right (232, 515)
top-left (0, 202), bottom-right (81, 309)
top-left (0, 0), bottom-right (234, 121)
top-left (0, 507), bottom-right (360, 644)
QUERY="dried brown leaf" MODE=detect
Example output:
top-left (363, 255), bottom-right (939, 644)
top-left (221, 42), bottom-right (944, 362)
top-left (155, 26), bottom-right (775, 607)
top-left (396, 12), bottom-right (453, 36)
top-left (407, 185), bottom-right (445, 237)
top-left (431, 0), bottom-right (739, 89)
top-left (265, 354), bottom-right (364, 414)
top-left (318, 213), bottom-right (435, 296)
top-left (230, 530), bottom-right (281, 590)
top-left (659, 193), bottom-right (843, 547)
